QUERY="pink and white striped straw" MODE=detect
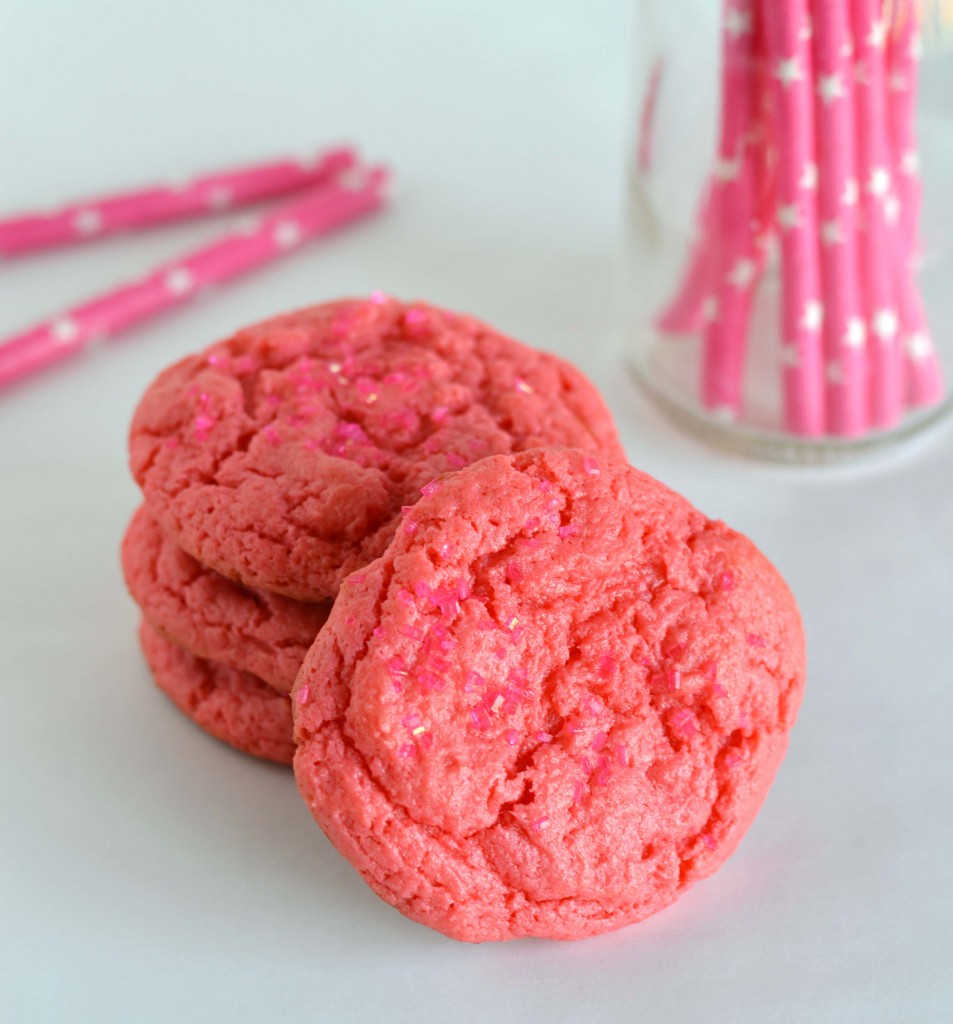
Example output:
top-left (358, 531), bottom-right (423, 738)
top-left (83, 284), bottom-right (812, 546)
top-left (702, 1), bottom-right (765, 418)
top-left (0, 147), bottom-right (355, 259)
top-left (762, 0), bottom-right (826, 435)
top-left (886, 0), bottom-right (923, 256)
top-left (851, 0), bottom-right (905, 429)
top-left (811, 0), bottom-right (869, 435)
top-left (0, 166), bottom-right (388, 391)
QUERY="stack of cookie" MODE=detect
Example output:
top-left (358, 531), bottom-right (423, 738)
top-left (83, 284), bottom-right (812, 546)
top-left (122, 296), bottom-right (806, 941)
top-left (122, 296), bottom-right (624, 765)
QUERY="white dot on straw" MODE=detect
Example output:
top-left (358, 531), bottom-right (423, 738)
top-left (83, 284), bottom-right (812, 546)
top-left (50, 317), bottom-right (80, 344)
top-left (901, 151), bottom-right (921, 177)
top-left (780, 345), bottom-right (800, 368)
top-left (164, 268), bottom-right (194, 296)
top-left (905, 333), bottom-right (933, 361)
top-left (800, 301), bottom-right (824, 332)
top-left (799, 14), bottom-right (813, 42)
top-left (775, 57), bottom-right (803, 88)
top-left (872, 309), bottom-right (899, 342)
top-left (817, 73), bottom-right (845, 105)
top-left (867, 20), bottom-right (887, 49)
top-left (889, 72), bottom-right (908, 92)
top-left (702, 296), bottom-right (720, 323)
top-left (713, 156), bottom-right (741, 183)
top-left (724, 8), bottom-right (752, 38)
top-left (841, 179), bottom-right (860, 206)
top-left (336, 167), bottom-right (370, 192)
top-left (273, 220), bottom-right (303, 249)
top-left (844, 318), bottom-right (867, 349)
top-left (884, 195), bottom-right (901, 225)
top-left (72, 209), bottom-right (103, 237)
top-left (777, 203), bottom-right (800, 231)
top-left (867, 168), bottom-right (891, 197)
top-left (205, 186), bottom-right (232, 211)
top-left (826, 361), bottom-right (845, 385)
top-left (727, 259), bottom-right (757, 289)
top-left (800, 163), bottom-right (818, 191)
top-left (821, 220), bottom-right (843, 246)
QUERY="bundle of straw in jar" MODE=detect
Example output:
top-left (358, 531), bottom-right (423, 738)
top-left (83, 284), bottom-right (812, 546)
top-left (659, 0), bottom-right (946, 438)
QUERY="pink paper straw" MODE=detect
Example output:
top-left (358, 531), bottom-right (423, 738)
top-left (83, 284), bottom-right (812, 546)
top-left (702, 1), bottom-right (766, 418)
top-left (762, 0), bottom-right (826, 435)
top-left (0, 147), bottom-right (355, 259)
top-left (890, 243), bottom-right (945, 407)
top-left (656, 187), bottom-right (719, 334)
top-left (851, 0), bottom-right (904, 429)
top-left (811, 0), bottom-right (869, 435)
top-left (886, 0), bottom-right (922, 256)
top-left (0, 166), bottom-right (388, 391)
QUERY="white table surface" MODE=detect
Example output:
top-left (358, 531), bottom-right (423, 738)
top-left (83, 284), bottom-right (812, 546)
top-left (2, 2), bottom-right (952, 1021)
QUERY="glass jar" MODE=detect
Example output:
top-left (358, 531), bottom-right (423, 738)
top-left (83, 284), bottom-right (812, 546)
top-left (626, 0), bottom-right (953, 461)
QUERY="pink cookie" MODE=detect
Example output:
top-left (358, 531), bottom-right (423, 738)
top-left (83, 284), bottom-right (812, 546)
top-left (129, 297), bottom-right (623, 601)
top-left (139, 620), bottom-right (294, 765)
top-left (123, 505), bottom-right (330, 693)
top-left (293, 449), bottom-right (806, 942)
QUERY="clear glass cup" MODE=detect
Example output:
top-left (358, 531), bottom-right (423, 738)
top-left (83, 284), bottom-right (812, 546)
top-left (626, 0), bottom-right (953, 462)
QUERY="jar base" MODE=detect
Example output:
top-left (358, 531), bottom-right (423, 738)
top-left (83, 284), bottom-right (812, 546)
top-left (628, 355), bottom-right (953, 465)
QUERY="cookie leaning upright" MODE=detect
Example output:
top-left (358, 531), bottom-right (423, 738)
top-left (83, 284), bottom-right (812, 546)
top-left (292, 448), bottom-right (806, 942)
top-left (128, 297), bottom-right (624, 602)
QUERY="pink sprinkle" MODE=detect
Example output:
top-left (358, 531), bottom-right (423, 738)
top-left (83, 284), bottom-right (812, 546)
top-left (507, 665), bottom-right (528, 684)
top-left (557, 525), bottom-right (578, 539)
top-left (702, 834), bottom-right (718, 851)
top-left (403, 520), bottom-right (419, 536)
top-left (489, 693), bottom-right (506, 715)
top-left (572, 780), bottom-right (585, 804)
top-left (506, 562), bottom-right (523, 583)
top-left (417, 731), bottom-right (433, 750)
top-left (234, 356), bottom-right (256, 374)
top-left (538, 480), bottom-right (552, 493)
top-left (437, 542), bottom-right (454, 560)
top-left (400, 625), bottom-right (423, 641)
top-left (396, 589), bottom-right (413, 606)
top-left (194, 413), bottom-right (215, 438)
top-left (421, 480), bottom-right (440, 498)
top-left (564, 719), bottom-right (582, 736)
top-left (720, 571), bottom-right (736, 591)
top-left (387, 656), bottom-right (407, 678)
top-left (400, 505), bottom-right (414, 517)
top-left (369, 290), bottom-right (388, 305)
top-left (535, 732), bottom-right (553, 744)
top-left (585, 696), bottom-right (602, 716)
top-left (582, 456), bottom-right (600, 475)
top-left (372, 626), bottom-right (386, 640)
top-left (405, 307), bottom-right (428, 327)
top-left (398, 743), bottom-right (417, 759)
top-left (591, 731), bottom-right (608, 752)
top-left (664, 669), bottom-right (682, 691)
top-left (724, 752), bottom-right (742, 767)
top-left (704, 661), bottom-right (718, 682)
top-left (523, 537), bottom-right (544, 549)
top-left (671, 709), bottom-right (696, 737)
top-left (493, 646), bottom-right (506, 660)
top-left (262, 425), bottom-right (281, 444)
top-left (738, 714), bottom-right (751, 730)
top-left (614, 743), bottom-right (629, 767)
top-left (402, 712), bottom-right (422, 729)
top-left (414, 581), bottom-right (431, 600)
top-left (163, 438), bottom-right (180, 450)
top-left (747, 633), bottom-right (767, 648)
top-left (662, 640), bottom-right (684, 658)
top-left (207, 353), bottom-right (226, 366)
top-left (713, 683), bottom-right (728, 698)
top-left (431, 405), bottom-right (449, 423)
top-left (295, 685), bottom-right (311, 706)
top-left (514, 376), bottom-right (534, 394)
top-left (416, 669), bottom-right (444, 693)
top-left (593, 757), bottom-right (611, 785)
top-left (505, 729), bottom-right (520, 746)
top-left (464, 671), bottom-right (486, 693)
top-left (524, 516), bottom-right (541, 530)
top-left (597, 654), bottom-right (616, 678)
top-left (470, 707), bottom-right (491, 730)
top-left (530, 816), bottom-right (549, 832)
top-left (455, 579), bottom-right (471, 600)
top-left (445, 452), bottom-right (466, 468)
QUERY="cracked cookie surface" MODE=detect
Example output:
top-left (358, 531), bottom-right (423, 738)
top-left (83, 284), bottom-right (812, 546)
top-left (292, 448), bottom-right (806, 941)
top-left (123, 505), bottom-right (329, 692)
top-left (129, 297), bottom-right (623, 601)
top-left (139, 620), bottom-right (294, 765)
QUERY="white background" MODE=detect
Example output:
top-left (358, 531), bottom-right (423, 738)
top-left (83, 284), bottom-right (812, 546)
top-left (2, 1), bottom-right (952, 1021)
